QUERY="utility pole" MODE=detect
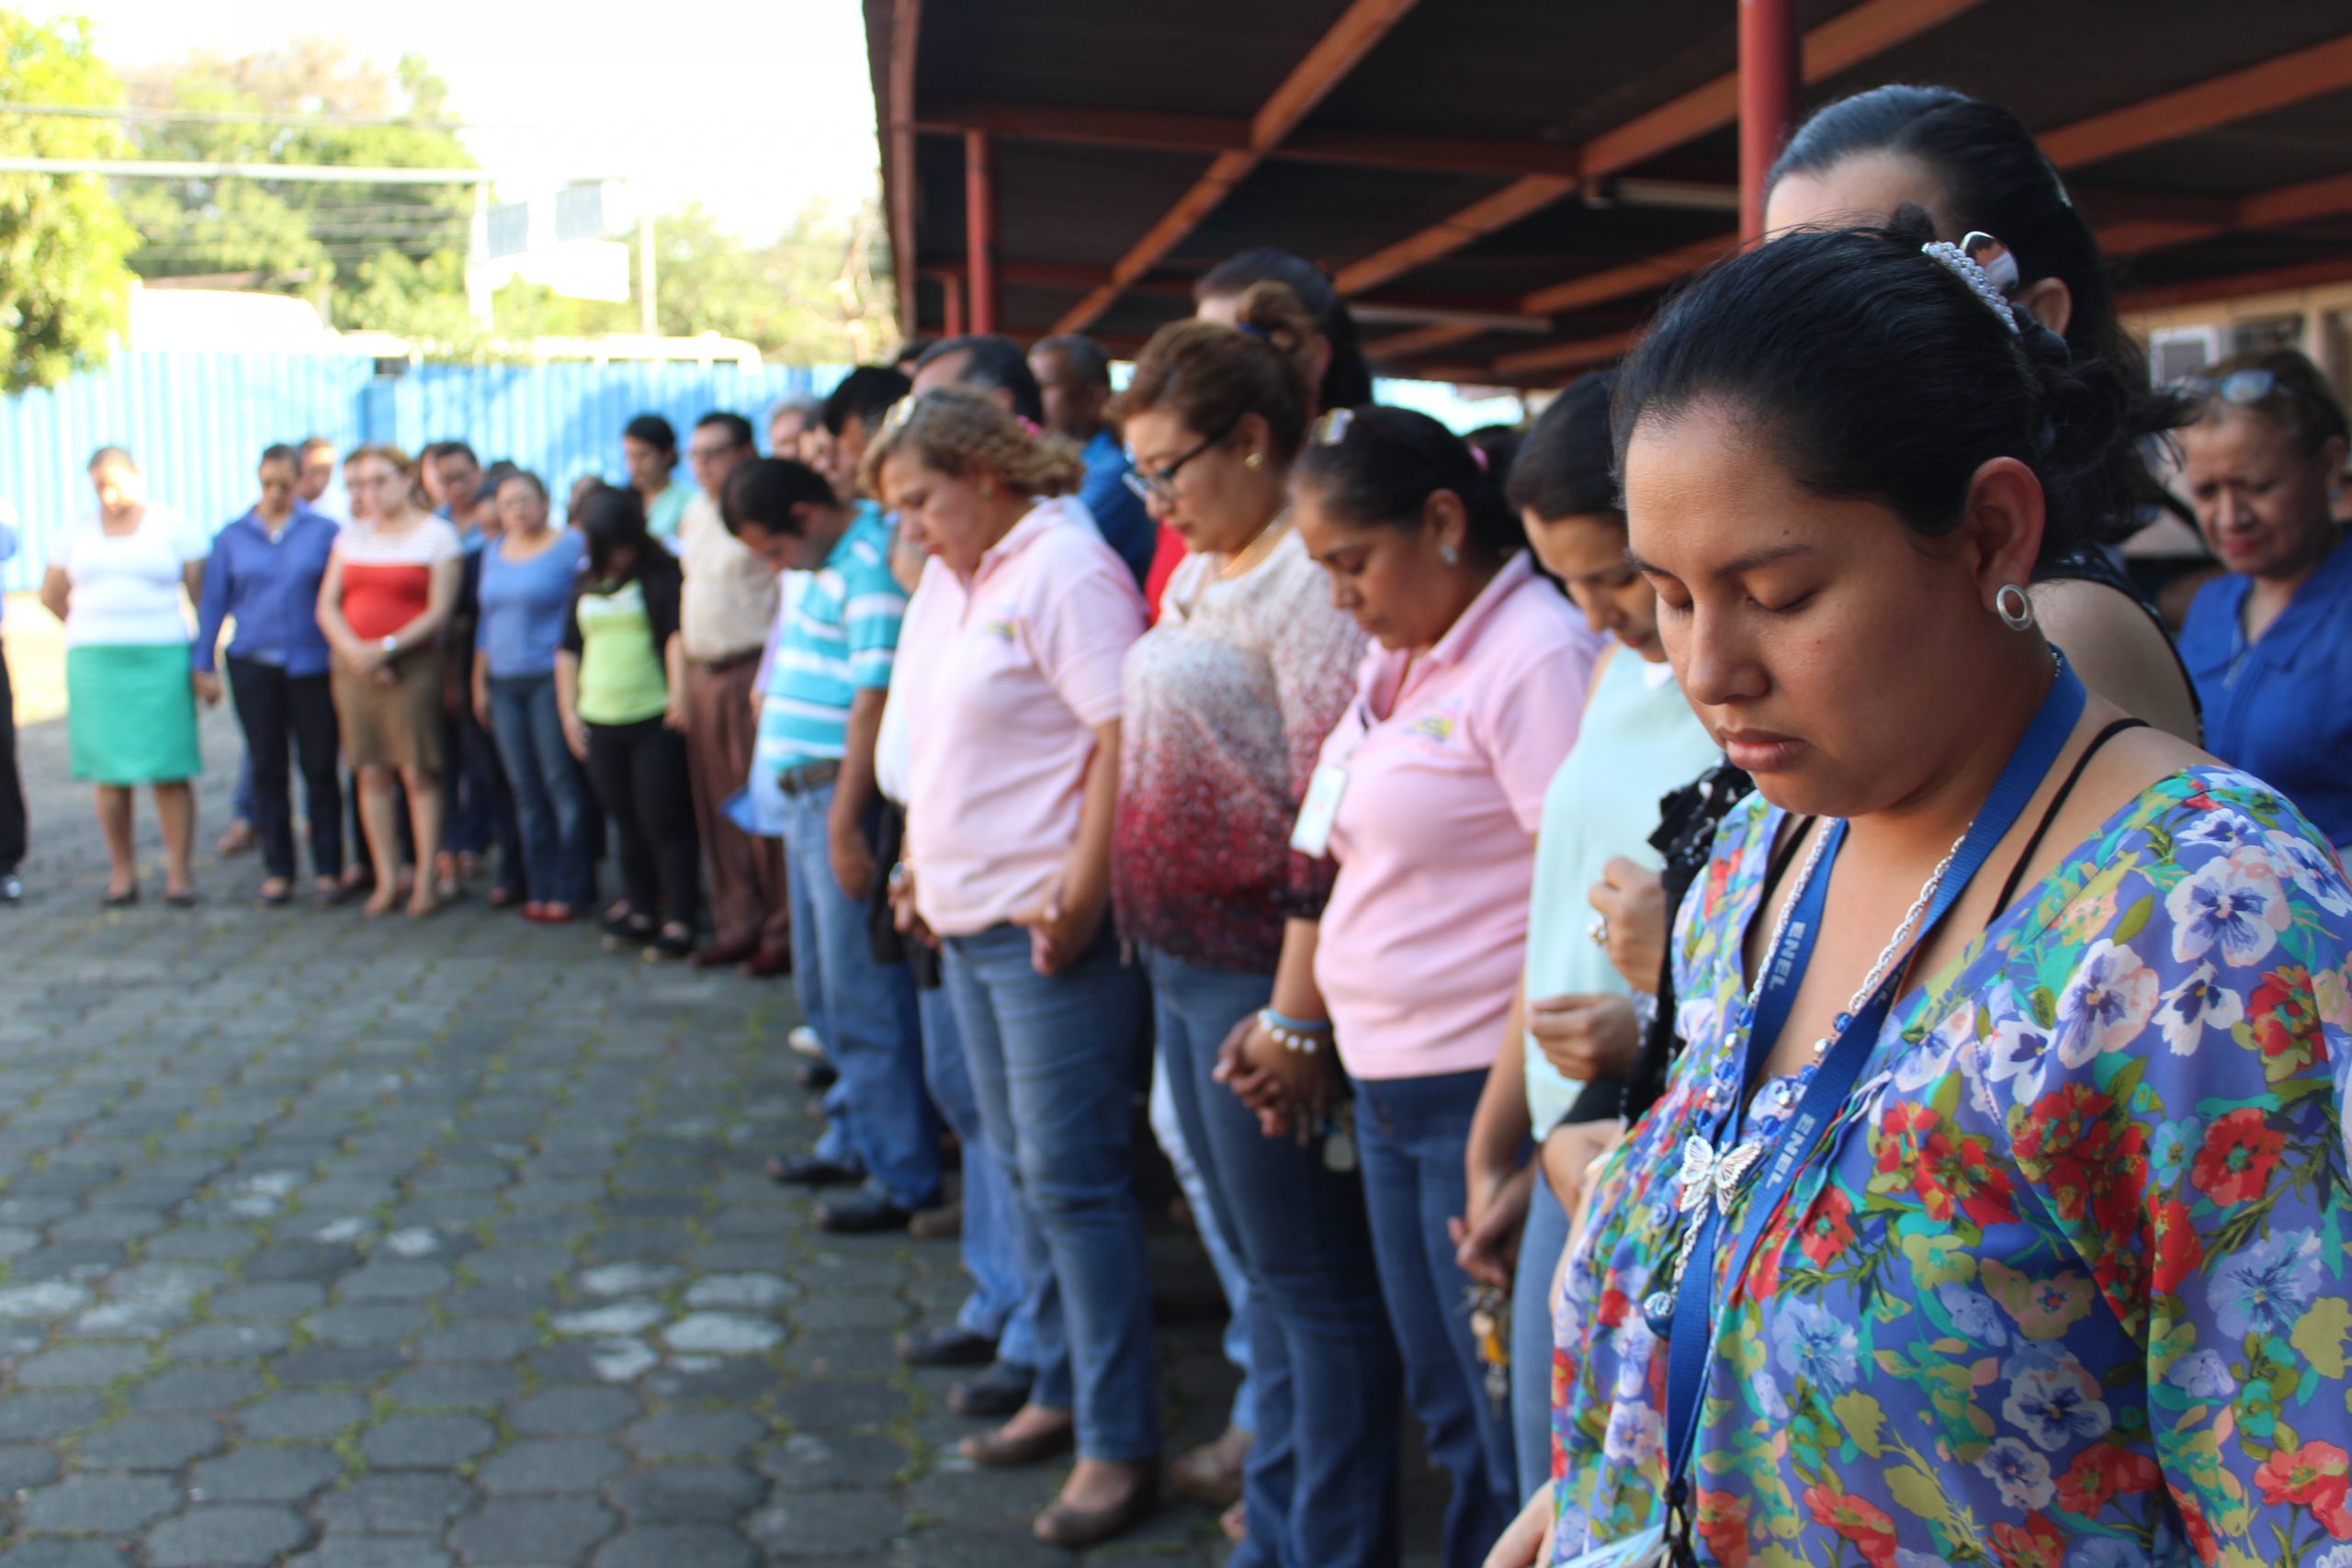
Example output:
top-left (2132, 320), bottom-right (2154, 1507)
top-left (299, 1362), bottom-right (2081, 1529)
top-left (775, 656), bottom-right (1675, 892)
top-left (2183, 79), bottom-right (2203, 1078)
top-left (638, 197), bottom-right (657, 338)
top-left (466, 178), bottom-right (492, 327)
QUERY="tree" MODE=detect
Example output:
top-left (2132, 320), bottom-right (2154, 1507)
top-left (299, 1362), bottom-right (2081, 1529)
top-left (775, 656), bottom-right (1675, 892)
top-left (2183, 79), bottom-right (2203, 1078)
top-left (116, 42), bottom-right (476, 323)
top-left (0, 12), bottom-right (138, 392)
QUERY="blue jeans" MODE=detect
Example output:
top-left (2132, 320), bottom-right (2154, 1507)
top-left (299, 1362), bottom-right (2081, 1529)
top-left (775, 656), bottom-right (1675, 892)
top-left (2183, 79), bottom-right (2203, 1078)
top-left (1148, 1051), bottom-right (1255, 1434)
top-left (916, 983), bottom-right (1038, 1368)
top-left (942, 921), bottom-right (1158, 1462)
top-left (1512, 1172), bottom-right (1570, 1502)
top-left (488, 674), bottom-right (595, 908)
top-left (778, 782), bottom-right (940, 1212)
top-left (1146, 948), bottom-right (1403, 1568)
top-left (1354, 1070), bottom-right (1517, 1568)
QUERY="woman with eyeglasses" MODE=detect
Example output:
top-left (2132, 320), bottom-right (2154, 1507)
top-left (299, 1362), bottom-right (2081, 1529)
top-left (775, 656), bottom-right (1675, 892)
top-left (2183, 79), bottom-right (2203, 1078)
top-left (2175, 351), bottom-right (2352, 854)
top-left (1234, 405), bottom-right (1600, 1567)
top-left (1110, 282), bottom-right (1396, 1565)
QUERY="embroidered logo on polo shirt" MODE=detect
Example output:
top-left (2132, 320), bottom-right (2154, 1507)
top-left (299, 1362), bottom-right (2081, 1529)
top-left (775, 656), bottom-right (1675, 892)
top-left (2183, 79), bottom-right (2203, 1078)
top-left (982, 615), bottom-right (1019, 641)
top-left (1404, 711), bottom-right (1457, 744)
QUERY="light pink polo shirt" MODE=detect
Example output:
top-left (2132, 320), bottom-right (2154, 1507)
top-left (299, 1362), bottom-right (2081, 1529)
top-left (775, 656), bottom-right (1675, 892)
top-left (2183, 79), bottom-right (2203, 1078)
top-left (1313, 551), bottom-right (1602, 1080)
top-left (901, 495), bottom-right (1148, 938)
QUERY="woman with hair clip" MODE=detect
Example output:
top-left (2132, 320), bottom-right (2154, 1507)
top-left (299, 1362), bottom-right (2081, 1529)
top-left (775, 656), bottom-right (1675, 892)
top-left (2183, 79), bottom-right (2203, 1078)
top-left (1111, 282), bottom-right (1395, 1564)
top-left (868, 389), bottom-right (1158, 1547)
top-left (1487, 220), bottom-right (2351, 1568)
top-left (1233, 404), bottom-right (1600, 1567)
top-left (1454, 372), bottom-right (1724, 1506)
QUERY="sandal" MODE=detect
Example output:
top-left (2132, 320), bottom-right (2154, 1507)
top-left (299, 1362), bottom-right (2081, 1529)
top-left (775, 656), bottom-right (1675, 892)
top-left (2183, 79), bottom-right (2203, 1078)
top-left (257, 879), bottom-right (292, 908)
top-left (642, 923), bottom-right (696, 963)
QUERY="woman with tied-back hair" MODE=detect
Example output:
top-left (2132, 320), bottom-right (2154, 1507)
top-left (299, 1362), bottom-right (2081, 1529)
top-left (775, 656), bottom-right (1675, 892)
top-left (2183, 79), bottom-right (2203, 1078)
top-left (1110, 280), bottom-right (1394, 1564)
top-left (1487, 218), bottom-right (2350, 1568)
top-left (867, 389), bottom-right (1159, 1548)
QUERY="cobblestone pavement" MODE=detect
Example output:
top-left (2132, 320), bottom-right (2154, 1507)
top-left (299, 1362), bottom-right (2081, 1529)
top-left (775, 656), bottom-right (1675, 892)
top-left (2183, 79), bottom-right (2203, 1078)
top-left (0, 704), bottom-right (1413, 1567)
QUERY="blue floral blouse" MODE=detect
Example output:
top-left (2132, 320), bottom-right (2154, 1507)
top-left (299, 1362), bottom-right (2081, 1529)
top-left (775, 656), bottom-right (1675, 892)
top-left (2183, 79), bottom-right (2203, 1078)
top-left (1551, 768), bottom-right (2352, 1568)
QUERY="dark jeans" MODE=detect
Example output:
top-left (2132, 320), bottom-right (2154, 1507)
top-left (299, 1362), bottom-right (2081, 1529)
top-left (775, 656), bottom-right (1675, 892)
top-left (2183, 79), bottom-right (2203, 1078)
top-left (582, 717), bottom-right (698, 929)
top-left (942, 922), bottom-right (1158, 1462)
top-left (487, 674), bottom-right (594, 908)
top-left (1144, 946), bottom-right (1403, 1568)
top-left (1353, 1069), bottom-right (1518, 1568)
top-left (445, 704), bottom-right (523, 891)
top-left (225, 657), bottom-right (343, 883)
top-left (0, 642), bottom-right (23, 875)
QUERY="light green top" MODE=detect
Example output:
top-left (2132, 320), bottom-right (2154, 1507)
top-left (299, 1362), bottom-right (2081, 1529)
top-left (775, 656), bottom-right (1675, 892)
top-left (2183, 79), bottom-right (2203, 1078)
top-left (1522, 646), bottom-right (1721, 1137)
top-left (574, 580), bottom-right (669, 727)
top-left (646, 481), bottom-right (693, 541)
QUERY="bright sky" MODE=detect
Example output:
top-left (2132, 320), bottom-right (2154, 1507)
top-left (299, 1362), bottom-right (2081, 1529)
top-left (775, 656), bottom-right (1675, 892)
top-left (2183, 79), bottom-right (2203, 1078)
top-left (65, 0), bottom-right (881, 240)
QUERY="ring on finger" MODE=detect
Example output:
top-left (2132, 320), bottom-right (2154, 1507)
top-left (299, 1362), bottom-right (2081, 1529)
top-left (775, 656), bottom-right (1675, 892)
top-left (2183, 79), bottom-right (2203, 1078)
top-left (1588, 915), bottom-right (1610, 948)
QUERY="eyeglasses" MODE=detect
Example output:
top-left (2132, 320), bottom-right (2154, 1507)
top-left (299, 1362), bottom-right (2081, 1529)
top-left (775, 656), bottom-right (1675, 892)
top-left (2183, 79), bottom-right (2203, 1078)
top-left (2174, 367), bottom-right (2330, 415)
top-left (1124, 415), bottom-right (1240, 506)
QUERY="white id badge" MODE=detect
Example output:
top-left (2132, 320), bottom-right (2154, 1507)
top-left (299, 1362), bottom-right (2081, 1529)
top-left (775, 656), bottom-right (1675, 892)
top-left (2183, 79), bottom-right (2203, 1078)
top-left (1290, 763), bottom-right (1350, 857)
top-left (1555, 1524), bottom-right (1667, 1568)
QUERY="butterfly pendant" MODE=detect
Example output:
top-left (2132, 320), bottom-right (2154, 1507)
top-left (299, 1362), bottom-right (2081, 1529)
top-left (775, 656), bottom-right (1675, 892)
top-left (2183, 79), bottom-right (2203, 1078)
top-left (1675, 1134), bottom-right (1763, 1220)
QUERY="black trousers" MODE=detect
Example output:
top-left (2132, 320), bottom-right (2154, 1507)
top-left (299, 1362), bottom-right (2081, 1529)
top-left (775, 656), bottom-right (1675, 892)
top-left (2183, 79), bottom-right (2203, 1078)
top-left (0, 641), bottom-right (24, 875)
top-left (583, 717), bottom-right (699, 930)
top-left (227, 657), bottom-right (344, 882)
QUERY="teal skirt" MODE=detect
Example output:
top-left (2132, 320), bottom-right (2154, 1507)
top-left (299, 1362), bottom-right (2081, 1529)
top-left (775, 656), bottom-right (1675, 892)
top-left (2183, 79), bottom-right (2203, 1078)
top-left (66, 643), bottom-right (202, 785)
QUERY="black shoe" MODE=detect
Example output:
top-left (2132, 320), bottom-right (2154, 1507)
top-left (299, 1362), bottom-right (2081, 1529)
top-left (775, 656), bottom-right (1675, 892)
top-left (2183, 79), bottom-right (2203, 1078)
top-left (897, 1324), bottom-right (998, 1369)
top-left (764, 1152), bottom-right (862, 1189)
top-left (949, 1359), bottom-right (1037, 1418)
top-left (796, 1059), bottom-right (838, 1091)
top-left (814, 1186), bottom-right (915, 1235)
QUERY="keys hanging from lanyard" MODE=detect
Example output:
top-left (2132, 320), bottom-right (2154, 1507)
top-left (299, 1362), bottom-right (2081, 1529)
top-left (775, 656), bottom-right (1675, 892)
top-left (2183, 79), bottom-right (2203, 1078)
top-left (1466, 1282), bottom-right (1510, 1419)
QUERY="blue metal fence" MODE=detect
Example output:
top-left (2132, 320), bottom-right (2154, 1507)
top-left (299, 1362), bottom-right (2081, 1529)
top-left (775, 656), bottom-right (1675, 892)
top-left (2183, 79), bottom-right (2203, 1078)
top-left (0, 352), bottom-right (842, 591)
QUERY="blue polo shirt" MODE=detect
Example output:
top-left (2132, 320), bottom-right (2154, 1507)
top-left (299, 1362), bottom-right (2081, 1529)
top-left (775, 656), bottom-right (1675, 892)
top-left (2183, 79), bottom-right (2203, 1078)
top-left (2179, 531), bottom-right (2352, 850)
top-left (1080, 427), bottom-right (1156, 588)
top-left (191, 503), bottom-right (340, 675)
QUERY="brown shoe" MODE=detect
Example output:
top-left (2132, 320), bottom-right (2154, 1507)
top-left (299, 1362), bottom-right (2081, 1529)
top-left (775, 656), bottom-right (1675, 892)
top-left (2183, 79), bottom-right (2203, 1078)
top-left (738, 942), bottom-right (792, 978)
top-left (908, 1197), bottom-right (962, 1241)
top-left (691, 940), bottom-right (757, 970)
top-left (1033, 1469), bottom-right (1159, 1549)
top-left (1169, 1423), bottom-right (1251, 1508)
top-left (958, 1417), bottom-right (1074, 1470)
top-left (216, 819), bottom-right (256, 858)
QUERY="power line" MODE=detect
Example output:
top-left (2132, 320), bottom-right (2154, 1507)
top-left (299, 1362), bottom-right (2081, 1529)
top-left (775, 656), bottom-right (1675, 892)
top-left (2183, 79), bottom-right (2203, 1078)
top-left (1, 101), bottom-right (519, 132)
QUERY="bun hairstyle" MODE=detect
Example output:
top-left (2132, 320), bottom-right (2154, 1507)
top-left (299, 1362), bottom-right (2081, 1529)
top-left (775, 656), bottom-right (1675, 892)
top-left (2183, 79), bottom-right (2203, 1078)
top-left (1293, 404), bottom-right (1527, 563)
top-left (857, 386), bottom-right (1086, 502)
top-left (1770, 85), bottom-right (2189, 534)
top-left (1195, 247), bottom-right (1374, 412)
top-left (1111, 280), bottom-right (1324, 462)
top-left (1612, 210), bottom-right (2135, 568)
top-left (1507, 371), bottom-right (1621, 523)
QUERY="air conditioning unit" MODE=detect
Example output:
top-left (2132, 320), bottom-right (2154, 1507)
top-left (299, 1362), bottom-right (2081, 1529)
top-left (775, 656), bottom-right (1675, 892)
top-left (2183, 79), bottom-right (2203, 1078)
top-left (2149, 325), bottom-right (2227, 384)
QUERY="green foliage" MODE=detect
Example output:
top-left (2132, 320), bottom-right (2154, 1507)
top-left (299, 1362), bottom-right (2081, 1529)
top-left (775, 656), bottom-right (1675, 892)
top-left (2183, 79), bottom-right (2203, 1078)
top-left (0, 11), bottom-right (139, 392)
top-left (117, 40), bottom-right (476, 321)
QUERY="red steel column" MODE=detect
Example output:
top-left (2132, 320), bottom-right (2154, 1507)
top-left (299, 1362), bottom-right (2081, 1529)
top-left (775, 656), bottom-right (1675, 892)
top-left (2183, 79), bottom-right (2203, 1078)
top-left (964, 130), bottom-right (998, 334)
top-left (1739, 0), bottom-right (1801, 244)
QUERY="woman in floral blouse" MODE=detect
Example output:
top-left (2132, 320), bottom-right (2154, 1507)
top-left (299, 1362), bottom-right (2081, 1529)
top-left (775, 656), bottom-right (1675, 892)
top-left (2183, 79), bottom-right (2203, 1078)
top-left (1490, 218), bottom-right (2352, 1568)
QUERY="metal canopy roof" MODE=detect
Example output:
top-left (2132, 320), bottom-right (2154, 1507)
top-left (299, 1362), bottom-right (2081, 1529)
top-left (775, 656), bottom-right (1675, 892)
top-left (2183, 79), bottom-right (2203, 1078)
top-left (866, 0), bottom-right (2352, 385)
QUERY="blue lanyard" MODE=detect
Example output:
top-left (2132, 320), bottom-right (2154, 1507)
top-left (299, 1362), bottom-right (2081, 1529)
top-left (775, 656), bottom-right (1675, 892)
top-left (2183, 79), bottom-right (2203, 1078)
top-left (1657, 659), bottom-right (2087, 1539)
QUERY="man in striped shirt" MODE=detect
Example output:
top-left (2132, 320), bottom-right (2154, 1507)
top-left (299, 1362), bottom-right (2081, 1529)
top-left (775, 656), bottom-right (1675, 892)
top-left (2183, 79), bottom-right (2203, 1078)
top-left (722, 459), bottom-right (941, 1235)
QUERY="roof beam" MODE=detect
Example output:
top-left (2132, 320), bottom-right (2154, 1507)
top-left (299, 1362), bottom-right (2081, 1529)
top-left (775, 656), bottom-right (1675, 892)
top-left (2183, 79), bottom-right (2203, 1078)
top-left (1051, 0), bottom-right (1424, 334)
top-left (1491, 330), bottom-right (1644, 377)
top-left (1366, 235), bottom-right (1735, 367)
top-left (2119, 254), bottom-right (2352, 313)
top-left (2099, 170), bottom-right (2352, 258)
top-left (2038, 32), bottom-right (2352, 168)
top-left (1335, 0), bottom-right (1989, 300)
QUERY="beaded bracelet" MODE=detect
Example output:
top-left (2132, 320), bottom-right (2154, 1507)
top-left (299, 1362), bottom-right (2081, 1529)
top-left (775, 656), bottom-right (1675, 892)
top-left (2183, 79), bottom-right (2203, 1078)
top-left (1259, 1009), bottom-right (1332, 1055)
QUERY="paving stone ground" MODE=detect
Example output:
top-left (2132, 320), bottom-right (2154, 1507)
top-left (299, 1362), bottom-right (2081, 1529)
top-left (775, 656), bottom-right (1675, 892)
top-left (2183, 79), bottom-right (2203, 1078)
top-left (0, 703), bottom-right (1451, 1564)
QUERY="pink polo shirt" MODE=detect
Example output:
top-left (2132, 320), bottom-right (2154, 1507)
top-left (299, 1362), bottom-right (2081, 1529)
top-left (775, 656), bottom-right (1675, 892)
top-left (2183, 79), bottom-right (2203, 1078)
top-left (901, 495), bottom-right (1148, 938)
top-left (1313, 551), bottom-right (1602, 1080)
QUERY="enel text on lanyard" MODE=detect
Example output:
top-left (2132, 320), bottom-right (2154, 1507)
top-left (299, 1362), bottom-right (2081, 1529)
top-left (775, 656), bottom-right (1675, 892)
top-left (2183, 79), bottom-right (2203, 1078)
top-left (1655, 658), bottom-right (2087, 1561)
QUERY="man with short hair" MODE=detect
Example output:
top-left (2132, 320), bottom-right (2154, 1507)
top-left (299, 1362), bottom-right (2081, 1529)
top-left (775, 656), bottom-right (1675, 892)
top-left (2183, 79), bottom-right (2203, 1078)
top-left (623, 414), bottom-right (694, 540)
top-left (820, 367), bottom-right (912, 500)
top-left (766, 396), bottom-right (823, 459)
top-left (296, 436), bottom-right (341, 516)
top-left (910, 334), bottom-right (1043, 423)
top-left (1031, 333), bottom-right (1155, 586)
top-left (724, 457), bottom-right (941, 1233)
top-left (676, 412), bottom-right (793, 973)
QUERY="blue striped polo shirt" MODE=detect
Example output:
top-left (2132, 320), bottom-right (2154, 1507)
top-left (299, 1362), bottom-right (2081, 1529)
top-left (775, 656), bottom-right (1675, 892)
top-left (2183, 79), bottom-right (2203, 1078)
top-left (755, 502), bottom-right (905, 776)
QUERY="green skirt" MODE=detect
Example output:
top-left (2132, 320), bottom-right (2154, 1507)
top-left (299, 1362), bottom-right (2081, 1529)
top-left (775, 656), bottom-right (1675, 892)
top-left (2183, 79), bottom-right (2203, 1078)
top-left (66, 643), bottom-right (202, 784)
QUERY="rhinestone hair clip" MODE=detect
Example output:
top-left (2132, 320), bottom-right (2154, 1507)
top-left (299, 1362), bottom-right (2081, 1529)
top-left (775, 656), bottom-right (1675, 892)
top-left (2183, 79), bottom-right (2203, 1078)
top-left (1922, 231), bottom-right (2021, 334)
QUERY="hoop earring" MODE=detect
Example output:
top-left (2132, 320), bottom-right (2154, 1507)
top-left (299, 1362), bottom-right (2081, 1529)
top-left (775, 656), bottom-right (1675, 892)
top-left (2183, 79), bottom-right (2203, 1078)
top-left (1995, 583), bottom-right (2036, 631)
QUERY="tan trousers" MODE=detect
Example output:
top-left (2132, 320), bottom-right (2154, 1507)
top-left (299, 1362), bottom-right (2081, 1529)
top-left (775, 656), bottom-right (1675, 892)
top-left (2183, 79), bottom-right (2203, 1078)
top-left (682, 657), bottom-right (790, 953)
